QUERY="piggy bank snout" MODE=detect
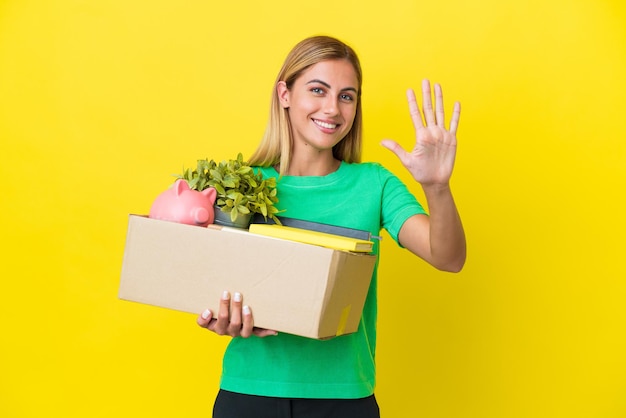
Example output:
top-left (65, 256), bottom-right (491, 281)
top-left (192, 207), bottom-right (210, 225)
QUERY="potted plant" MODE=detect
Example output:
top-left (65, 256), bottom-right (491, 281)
top-left (175, 153), bottom-right (281, 228)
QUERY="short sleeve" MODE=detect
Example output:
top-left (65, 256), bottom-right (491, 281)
top-left (378, 165), bottom-right (427, 244)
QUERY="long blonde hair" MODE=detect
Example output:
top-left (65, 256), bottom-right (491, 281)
top-left (248, 36), bottom-right (363, 175)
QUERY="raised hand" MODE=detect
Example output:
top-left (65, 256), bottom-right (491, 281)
top-left (381, 79), bottom-right (460, 188)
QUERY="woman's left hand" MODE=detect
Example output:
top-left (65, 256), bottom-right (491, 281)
top-left (381, 79), bottom-right (460, 187)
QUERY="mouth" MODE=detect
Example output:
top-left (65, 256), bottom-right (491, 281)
top-left (312, 119), bottom-right (339, 130)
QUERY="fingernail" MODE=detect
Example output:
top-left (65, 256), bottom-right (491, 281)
top-left (222, 290), bottom-right (230, 300)
top-left (233, 292), bottom-right (242, 303)
top-left (201, 309), bottom-right (211, 319)
top-left (242, 305), bottom-right (251, 315)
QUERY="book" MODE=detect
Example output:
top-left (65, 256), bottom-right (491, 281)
top-left (248, 224), bottom-right (374, 253)
top-left (251, 214), bottom-right (381, 241)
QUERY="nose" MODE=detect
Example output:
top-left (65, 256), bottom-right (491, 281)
top-left (322, 96), bottom-right (339, 115)
top-left (192, 207), bottom-right (210, 226)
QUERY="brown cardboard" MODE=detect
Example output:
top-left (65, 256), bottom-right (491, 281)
top-left (119, 215), bottom-right (377, 339)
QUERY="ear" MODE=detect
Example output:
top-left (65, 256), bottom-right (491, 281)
top-left (276, 81), bottom-right (290, 109)
top-left (202, 187), bottom-right (217, 205)
top-left (174, 178), bottom-right (189, 196)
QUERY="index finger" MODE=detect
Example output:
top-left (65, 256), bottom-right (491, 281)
top-left (450, 101), bottom-right (461, 135)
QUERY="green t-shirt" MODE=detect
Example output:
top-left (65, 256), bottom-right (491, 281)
top-left (219, 161), bottom-right (426, 399)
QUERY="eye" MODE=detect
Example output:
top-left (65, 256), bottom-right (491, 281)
top-left (340, 93), bottom-right (354, 102)
top-left (310, 87), bottom-right (324, 95)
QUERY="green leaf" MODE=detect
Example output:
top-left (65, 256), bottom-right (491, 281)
top-left (210, 169), bottom-right (223, 182)
top-left (226, 191), bottom-right (243, 201)
top-left (222, 179), bottom-right (236, 188)
top-left (213, 183), bottom-right (226, 195)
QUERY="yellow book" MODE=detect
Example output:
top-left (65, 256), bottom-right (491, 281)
top-left (248, 224), bottom-right (374, 253)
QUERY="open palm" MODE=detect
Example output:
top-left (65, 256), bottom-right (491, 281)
top-left (382, 79), bottom-right (460, 187)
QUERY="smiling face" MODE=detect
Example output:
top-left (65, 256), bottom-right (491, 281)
top-left (277, 59), bottom-right (359, 159)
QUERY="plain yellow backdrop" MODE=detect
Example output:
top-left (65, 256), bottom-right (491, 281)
top-left (1, 1), bottom-right (625, 417)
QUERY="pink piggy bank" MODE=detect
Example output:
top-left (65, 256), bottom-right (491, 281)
top-left (149, 179), bottom-right (217, 227)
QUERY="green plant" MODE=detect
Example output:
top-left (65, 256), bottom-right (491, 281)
top-left (176, 153), bottom-right (282, 224)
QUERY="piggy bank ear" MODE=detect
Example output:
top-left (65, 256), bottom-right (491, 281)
top-left (174, 179), bottom-right (190, 196)
top-left (202, 187), bottom-right (217, 205)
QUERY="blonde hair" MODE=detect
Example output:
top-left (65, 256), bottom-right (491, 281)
top-left (248, 35), bottom-right (363, 175)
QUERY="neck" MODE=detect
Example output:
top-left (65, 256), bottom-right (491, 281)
top-left (283, 154), bottom-right (341, 176)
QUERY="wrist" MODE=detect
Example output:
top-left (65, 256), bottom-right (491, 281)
top-left (421, 182), bottom-right (452, 196)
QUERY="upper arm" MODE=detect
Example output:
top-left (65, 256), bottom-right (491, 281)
top-left (398, 214), bottom-right (432, 263)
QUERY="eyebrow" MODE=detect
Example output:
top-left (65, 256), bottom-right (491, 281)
top-left (305, 79), bottom-right (358, 94)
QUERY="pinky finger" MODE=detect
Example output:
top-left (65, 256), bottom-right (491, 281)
top-left (197, 309), bottom-right (213, 327)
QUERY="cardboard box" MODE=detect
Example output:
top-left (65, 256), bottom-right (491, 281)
top-left (119, 215), bottom-right (377, 339)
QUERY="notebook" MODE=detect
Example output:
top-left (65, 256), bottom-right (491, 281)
top-left (248, 224), bottom-right (374, 253)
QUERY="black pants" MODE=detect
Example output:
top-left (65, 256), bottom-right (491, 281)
top-left (213, 390), bottom-right (380, 418)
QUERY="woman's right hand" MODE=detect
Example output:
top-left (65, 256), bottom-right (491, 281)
top-left (196, 291), bottom-right (278, 338)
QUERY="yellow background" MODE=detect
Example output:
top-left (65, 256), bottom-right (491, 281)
top-left (1, 1), bottom-right (625, 417)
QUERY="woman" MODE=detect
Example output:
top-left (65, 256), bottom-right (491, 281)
top-left (197, 35), bottom-right (466, 417)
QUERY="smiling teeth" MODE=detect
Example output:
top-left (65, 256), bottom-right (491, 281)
top-left (314, 119), bottom-right (337, 129)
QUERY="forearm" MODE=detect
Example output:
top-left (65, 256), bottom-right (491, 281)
top-left (422, 183), bottom-right (466, 272)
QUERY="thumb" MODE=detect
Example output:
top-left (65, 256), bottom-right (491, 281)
top-left (381, 139), bottom-right (408, 165)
